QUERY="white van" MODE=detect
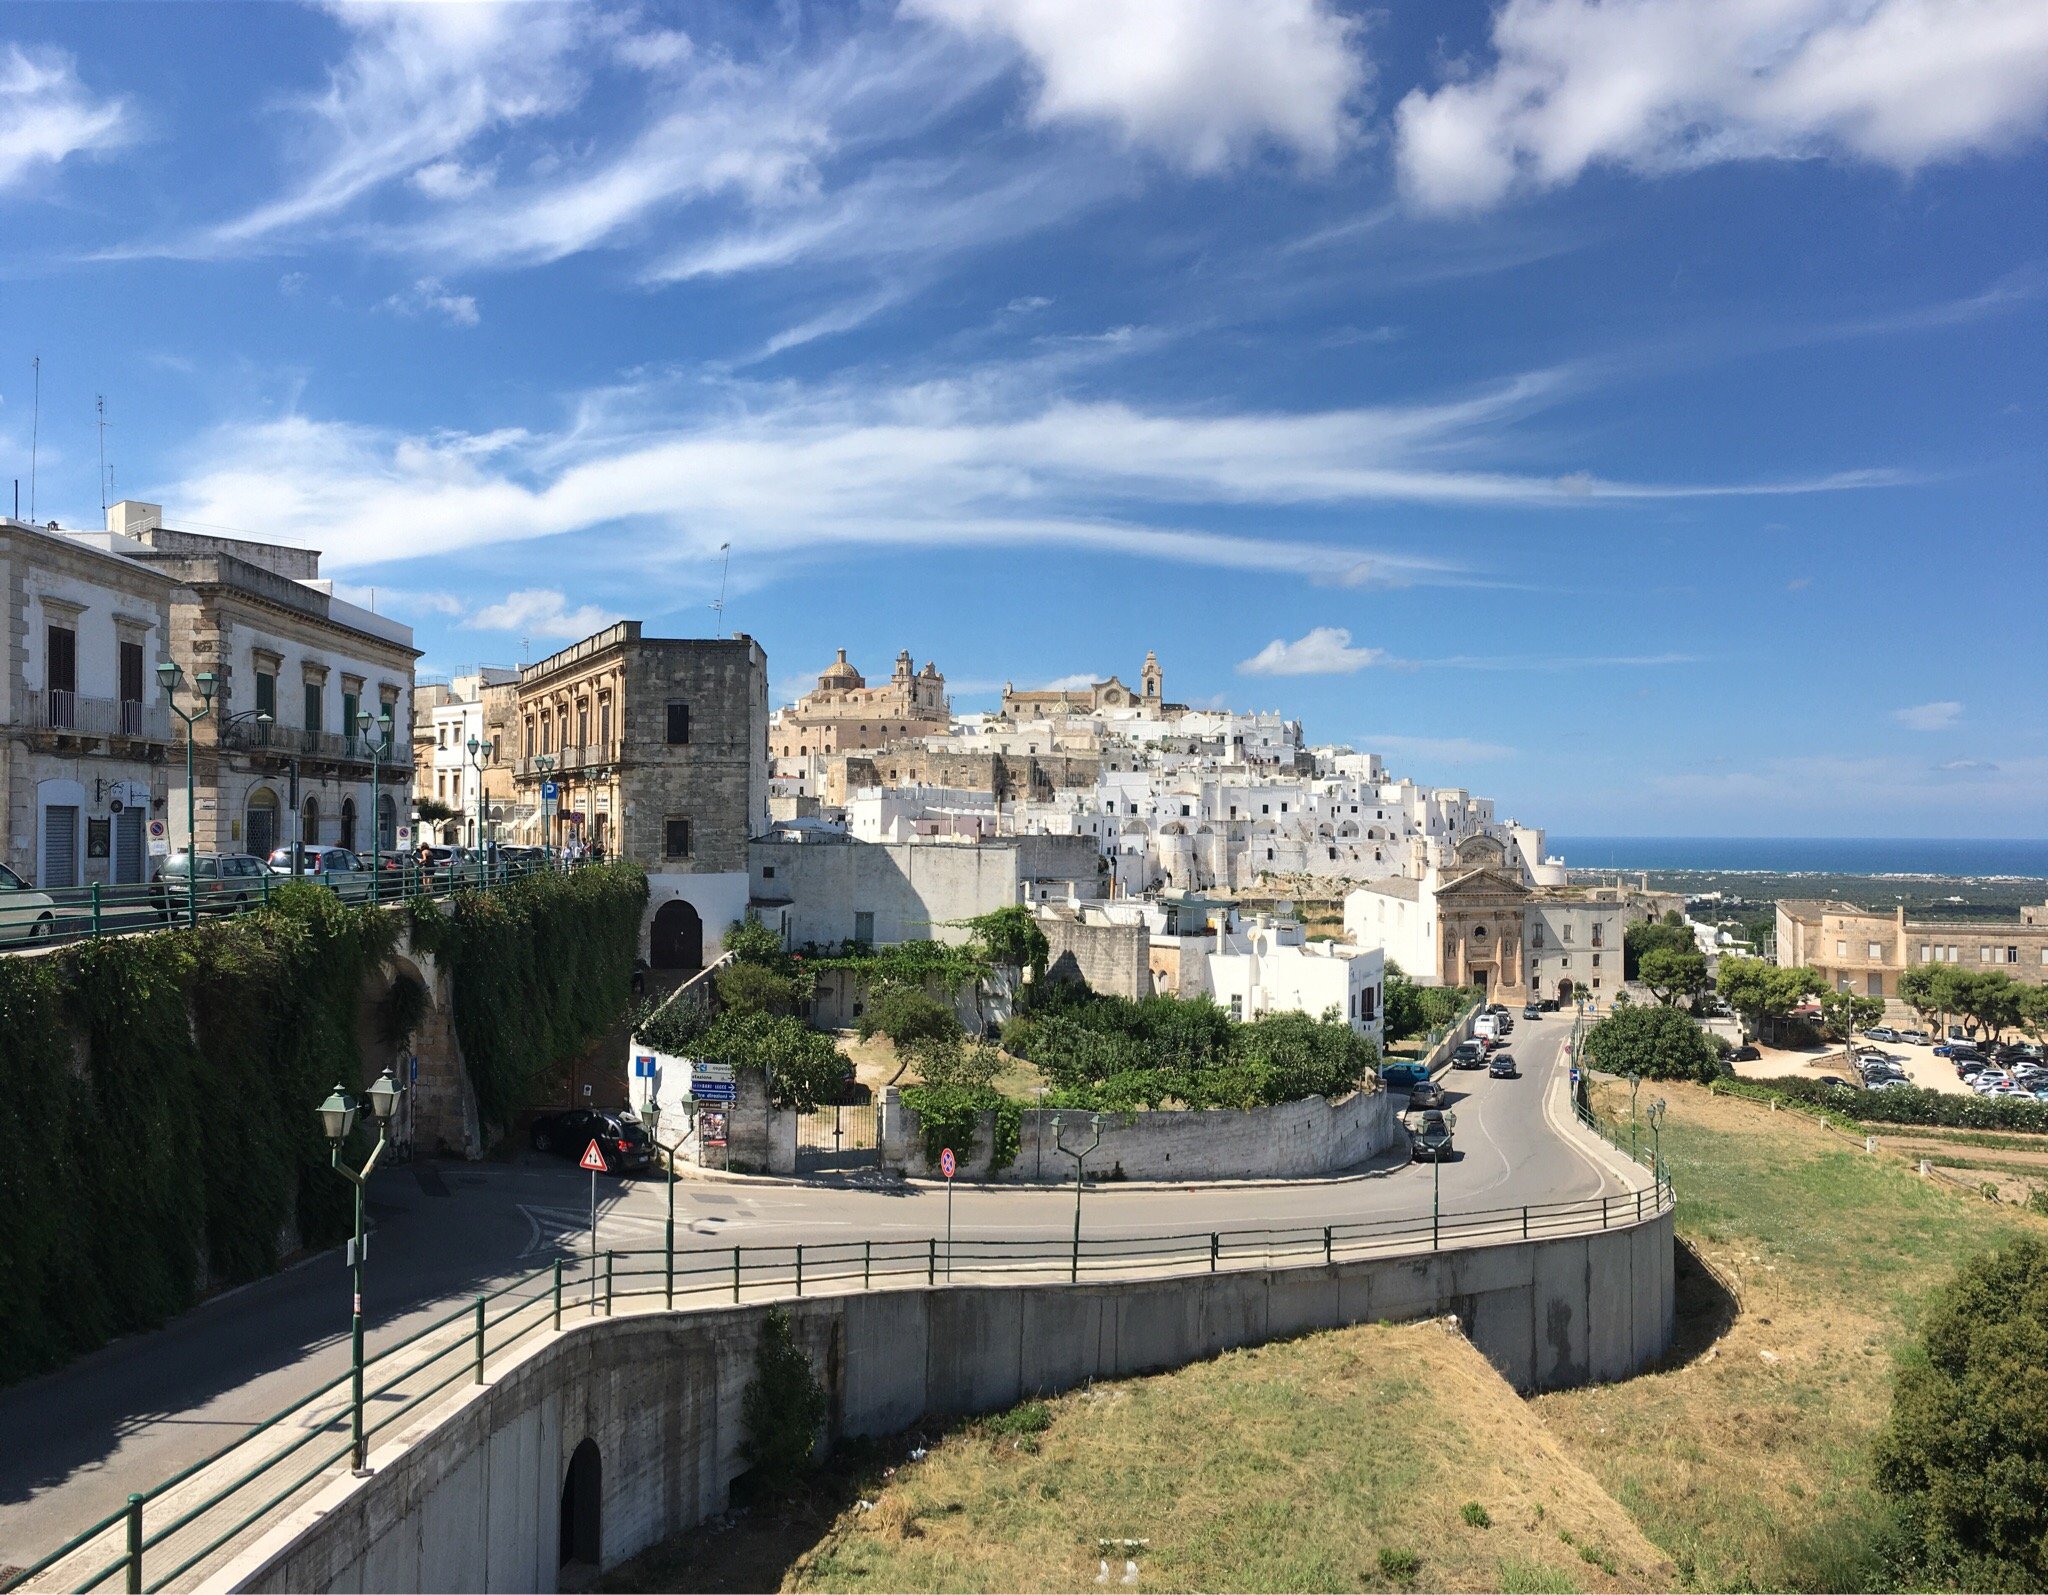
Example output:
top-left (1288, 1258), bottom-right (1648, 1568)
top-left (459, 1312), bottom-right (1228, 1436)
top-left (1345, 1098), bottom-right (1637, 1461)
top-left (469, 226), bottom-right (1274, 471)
top-left (1473, 1013), bottom-right (1500, 1042)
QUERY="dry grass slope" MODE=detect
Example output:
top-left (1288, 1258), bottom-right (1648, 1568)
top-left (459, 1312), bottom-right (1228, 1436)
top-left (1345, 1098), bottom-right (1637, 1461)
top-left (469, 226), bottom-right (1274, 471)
top-left (782, 1320), bottom-right (1670, 1595)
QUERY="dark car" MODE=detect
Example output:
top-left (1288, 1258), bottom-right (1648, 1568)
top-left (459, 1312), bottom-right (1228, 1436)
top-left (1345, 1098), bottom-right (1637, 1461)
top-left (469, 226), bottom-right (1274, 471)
top-left (529, 1109), bottom-right (653, 1172)
top-left (1817, 1075), bottom-right (1857, 1090)
top-left (1408, 1077), bottom-right (1447, 1110)
top-left (1407, 1108), bottom-right (1455, 1162)
top-left (1727, 1044), bottom-right (1760, 1062)
top-left (1522, 1002), bottom-right (1542, 1020)
top-left (1378, 1061), bottom-right (1430, 1092)
top-left (1488, 1051), bottom-right (1518, 1078)
top-left (1450, 1040), bottom-right (1488, 1070)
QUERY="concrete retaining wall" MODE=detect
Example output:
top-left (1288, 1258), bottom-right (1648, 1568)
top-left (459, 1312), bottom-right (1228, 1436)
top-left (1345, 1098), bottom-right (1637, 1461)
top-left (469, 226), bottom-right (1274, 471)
top-left (880, 1088), bottom-right (1404, 1183)
top-left (223, 1209), bottom-right (1673, 1594)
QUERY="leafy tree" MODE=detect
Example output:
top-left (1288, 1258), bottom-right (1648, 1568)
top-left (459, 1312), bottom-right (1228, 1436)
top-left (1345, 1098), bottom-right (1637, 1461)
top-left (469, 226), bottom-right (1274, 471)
top-left (1897, 965), bottom-right (1949, 1031)
top-left (1716, 955), bottom-right (1825, 1041)
top-left (713, 959), bottom-right (806, 1018)
top-left (1580, 1002), bottom-right (1725, 1083)
top-left (2019, 984), bottom-right (2048, 1043)
top-left (724, 916), bottom-right (798, 972)
top-left (412, 795), bottom-right (459, 825)
top-left (1624, 912), bottom-right (1694, 980)
top-left (1383, 961), bottom-right (1475, 1042)
top-left (1875, 1236), bottom-right (2048, 1590)
top-left (966, 905), bottom-right (1050, 980)
top-left (857, 983), bottom-right (962, 1049)
top-left (740, 1308), bottom-right (827, 1497)
top-left (1638, 945), bottom-right (1710, 1007)
top-left (1954, 970), bottom-right (2025, 1044)
top-left (1817, 989), bottom-right (1885, 1041)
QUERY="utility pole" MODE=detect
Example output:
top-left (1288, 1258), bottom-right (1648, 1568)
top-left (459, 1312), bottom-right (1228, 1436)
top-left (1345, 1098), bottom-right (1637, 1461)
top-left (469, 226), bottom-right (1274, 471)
top-left (97, 395), bottom-right (108, 521)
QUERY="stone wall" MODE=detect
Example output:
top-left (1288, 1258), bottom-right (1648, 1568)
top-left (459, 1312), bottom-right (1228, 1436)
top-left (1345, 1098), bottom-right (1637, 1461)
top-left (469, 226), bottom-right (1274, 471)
top-left (880, 1088), bottom-right (1403, 1184)
top-left (1041, 912), bottom-right (1150, 1000)
top-left (223, 1210), bottom-right (1675, 1594)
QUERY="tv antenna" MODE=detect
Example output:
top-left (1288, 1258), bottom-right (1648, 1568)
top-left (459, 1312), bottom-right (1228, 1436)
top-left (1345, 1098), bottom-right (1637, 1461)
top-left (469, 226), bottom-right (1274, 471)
top-left (709, 541), bottom-right (731, 623)
top-left (28, 356), bottom-right (39, 522)
top-left (96, 395), bottom-right (109, 520)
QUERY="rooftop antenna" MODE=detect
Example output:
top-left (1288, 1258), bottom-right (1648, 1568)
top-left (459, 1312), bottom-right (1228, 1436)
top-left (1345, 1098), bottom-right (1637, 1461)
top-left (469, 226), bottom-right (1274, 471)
top-left (709, 541), bottom-right (731, 624)
top-left (96, 394), bottom-right (108, 521)
top-left (28, 356), bottom-right (39, 522)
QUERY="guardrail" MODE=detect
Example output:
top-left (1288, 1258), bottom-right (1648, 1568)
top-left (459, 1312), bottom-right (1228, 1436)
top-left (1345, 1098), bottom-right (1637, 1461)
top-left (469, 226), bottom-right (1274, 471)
top-left (0, 857), bottom-right (576, 951)
top-left (1, 1172), bottom-right (1674, 1594)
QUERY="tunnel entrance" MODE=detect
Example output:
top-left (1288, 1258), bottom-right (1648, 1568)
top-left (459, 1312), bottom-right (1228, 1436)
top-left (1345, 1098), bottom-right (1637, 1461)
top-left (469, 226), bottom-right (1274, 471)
top-left (559, 1437), bottom-right (602, 1580)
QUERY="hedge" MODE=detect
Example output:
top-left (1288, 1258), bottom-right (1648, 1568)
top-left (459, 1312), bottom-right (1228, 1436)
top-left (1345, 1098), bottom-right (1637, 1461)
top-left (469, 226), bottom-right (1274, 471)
top-left (0, 866), bottom-right (647, 1389)
top-left (1724, 1074), bottom-right (2048, 1134)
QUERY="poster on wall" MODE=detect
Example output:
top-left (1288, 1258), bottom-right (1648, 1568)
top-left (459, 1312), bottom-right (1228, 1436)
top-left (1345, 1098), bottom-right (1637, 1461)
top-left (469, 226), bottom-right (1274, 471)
top-left (699, 1109), bottom-right (727, 1147)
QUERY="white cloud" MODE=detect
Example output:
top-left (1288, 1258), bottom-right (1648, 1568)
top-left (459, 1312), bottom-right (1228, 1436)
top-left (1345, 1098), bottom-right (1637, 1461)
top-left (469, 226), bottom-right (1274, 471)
top-left (410, 158), bottom-right (495, 200)
top-left (160, 360), bottom-right (1893, 585)
top-left (0, 42), bottom-right (127, 192)
top-left (905, 0), bottom-right (1366, 171)
top-left (1893, 699), bottom-right (1962, 731)
top-left (1037, 672), bottom-right (1103, 691)
top-left (379, 276), bottom-right (480, 327)
top-left (465, 588), bottom-right (618, 639)
top-left (1396, 0), bottom-right (2048, 212)
top-left (1238, 626), bottom-right (1384, 676)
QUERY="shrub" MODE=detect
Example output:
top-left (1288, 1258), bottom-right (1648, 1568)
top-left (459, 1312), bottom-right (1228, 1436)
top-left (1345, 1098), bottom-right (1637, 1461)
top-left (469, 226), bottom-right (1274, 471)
top-left (1377, 1547), bottom-right (1420, 1582)
top-left (1582, 1002), bottom-right (1724, 1084)
top-left (740, 1308), bottom-right (826, 1497)
top-left (1461, 1502), bottom-right (1492, 1528)
top-left (714, 959), bottom-right (806, 1017)
top-left (1874, 1236), bottom-right (2048, 1588)
top-left (1733, 1075), bottom-right (2048, 1134)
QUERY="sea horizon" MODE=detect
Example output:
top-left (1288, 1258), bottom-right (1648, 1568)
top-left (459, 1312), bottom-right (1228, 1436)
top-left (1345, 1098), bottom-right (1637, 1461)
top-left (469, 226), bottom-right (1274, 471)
top-left (1551, 836), bottom-right (2048, 880)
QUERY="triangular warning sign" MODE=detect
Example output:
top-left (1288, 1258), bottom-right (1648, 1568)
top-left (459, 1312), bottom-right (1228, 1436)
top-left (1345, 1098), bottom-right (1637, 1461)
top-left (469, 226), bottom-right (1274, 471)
top-left (579, 1139), bottom-right (608, 1173)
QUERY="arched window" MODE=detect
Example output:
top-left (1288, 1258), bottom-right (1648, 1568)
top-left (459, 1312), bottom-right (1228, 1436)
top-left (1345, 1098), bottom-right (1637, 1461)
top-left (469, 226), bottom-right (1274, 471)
top-left (302, 796), bottom-right (320, 846)
top-left (339, 798), bottom-right (358, 852)
top-left (246, 786), bottom-right (281, 859)
top-left (378, 794), bottom-right (397, 851)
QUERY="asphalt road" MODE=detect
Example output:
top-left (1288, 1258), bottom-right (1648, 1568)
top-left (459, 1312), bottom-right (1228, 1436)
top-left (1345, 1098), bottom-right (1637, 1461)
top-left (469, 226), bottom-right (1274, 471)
top-left (0, 1012), bottom-right (1619, 1569)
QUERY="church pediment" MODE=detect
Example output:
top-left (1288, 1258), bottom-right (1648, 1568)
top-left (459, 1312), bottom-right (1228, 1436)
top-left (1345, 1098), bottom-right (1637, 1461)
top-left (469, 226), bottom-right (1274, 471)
top-left (1437, 866), bottom-right (1532, 900)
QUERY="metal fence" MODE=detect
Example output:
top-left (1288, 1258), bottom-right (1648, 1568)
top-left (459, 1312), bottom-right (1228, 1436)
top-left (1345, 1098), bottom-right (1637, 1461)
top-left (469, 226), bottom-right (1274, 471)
top-left (0, 857), bottom-right (573, 951)
top-left (0, 1162), bottom-right (1672, 1595)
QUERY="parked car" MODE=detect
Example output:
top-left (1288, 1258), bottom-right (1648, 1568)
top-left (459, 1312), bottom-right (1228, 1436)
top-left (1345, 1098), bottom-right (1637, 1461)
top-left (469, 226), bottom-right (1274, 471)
top-left (1863, 1026), bottom-right (1902, 1044)
top-left (1868, 1078), bottom-right (1917, 1092)
top-left (1407, 1107), bottom-right (1456, 1162)
top-left (1486, 1003), bottom-right (1511, 1017)
top-left (528, 1109), bottom-right (653, 1172)
top-left (1450, 1040), bottom-right (1487, 1070)
top-left (1378, 1061), bottom-right (1430, 1092)
top-left (0, 862), bottom-right (59, 943)
top-left (1473, 1014), bottom-right (1500, 1043)
top-left (1522, 1002), bottom-right (1543, 1020)
top-left (1900, 1029), bottom-right (1931, 1046)
top-left (1408, 1078), bottom-right (1447, 1111)
top-left (1816, 1075), bottom-right (1856, 1090)
top-left (1487, 1050), bottom-right (1518, 1078)
top-left (265, 844), bottom-right (368, 876)
top-left (151, 852), bottom-right (270, 917)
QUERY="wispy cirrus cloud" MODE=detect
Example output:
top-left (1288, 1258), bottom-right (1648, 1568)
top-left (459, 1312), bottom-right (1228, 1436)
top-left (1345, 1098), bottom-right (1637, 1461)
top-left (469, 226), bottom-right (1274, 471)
top-left (0, 41), bottom-right (128, 193)
top-left (1893, 700), bottom-right (1963, 731)
top-left (1397, 0), bottom-right (2048, 213)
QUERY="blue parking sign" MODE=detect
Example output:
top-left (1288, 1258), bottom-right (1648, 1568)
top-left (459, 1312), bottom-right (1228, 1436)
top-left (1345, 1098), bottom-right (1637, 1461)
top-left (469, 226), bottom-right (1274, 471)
top-left (541, 780), bottom-right (558, 801)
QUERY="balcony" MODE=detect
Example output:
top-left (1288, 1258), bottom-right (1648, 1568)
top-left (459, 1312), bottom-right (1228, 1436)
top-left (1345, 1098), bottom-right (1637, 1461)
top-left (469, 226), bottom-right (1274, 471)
top-left (219, 719), bottom-right (392, 766)
top-left (514, 744), bottom-right (616, 778)
top-left (20, 690), bottom-right (171, 744)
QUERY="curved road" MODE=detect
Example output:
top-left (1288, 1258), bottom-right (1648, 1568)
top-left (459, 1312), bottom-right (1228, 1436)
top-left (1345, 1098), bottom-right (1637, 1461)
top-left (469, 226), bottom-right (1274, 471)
top-left (0, 1013), bottom-right (1625, 1571)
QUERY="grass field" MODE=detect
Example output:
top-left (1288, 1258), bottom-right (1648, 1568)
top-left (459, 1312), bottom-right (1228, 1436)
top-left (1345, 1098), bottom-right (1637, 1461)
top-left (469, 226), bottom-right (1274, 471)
top-left (607, 1320), bottom-right (1671, 1595)
top-left (1536, 1081), bottom-right (2048, 1591)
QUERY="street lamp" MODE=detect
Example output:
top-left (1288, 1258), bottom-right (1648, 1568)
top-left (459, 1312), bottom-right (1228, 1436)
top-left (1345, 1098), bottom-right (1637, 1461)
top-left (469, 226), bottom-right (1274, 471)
top-left (533, 753), bottom-right (556, 862)
top-left (157, 660), bottom-right (217, 928)
top-left (251, 710), bottom-right (306, 876)
top-left (466, 734), bottom-right (494, 880)
top-left (1049, 1113), bottom-right (1103, 1283)
top-left (1628, 1071), bottom-right (1642, 1160)
top-left (644, 1095), bottom-right (698, 1311)
top-left (1647, 1098), bottom-right (1667, 1184)
top-left (320, 1068), bottom-right (404, 1475)
top-left (357, 707), bottom-right (395, 898)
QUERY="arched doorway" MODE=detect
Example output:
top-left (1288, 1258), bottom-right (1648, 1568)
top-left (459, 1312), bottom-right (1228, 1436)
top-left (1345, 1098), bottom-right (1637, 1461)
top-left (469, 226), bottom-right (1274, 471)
top-left (302, 796), bottom-right (321, 847)
top-left (560, 1438), bottom-right (601, 1573)
top-left (339, 797), bottom-right (358, 852)
top-left (377, 794), bottom-right (397, 852)
top-left (1558, 977), bottom-right (1575, 1004)
top-left (246, 787), bottom-right (280, 861)
top-left (651, 899), bottom-right (704, 970)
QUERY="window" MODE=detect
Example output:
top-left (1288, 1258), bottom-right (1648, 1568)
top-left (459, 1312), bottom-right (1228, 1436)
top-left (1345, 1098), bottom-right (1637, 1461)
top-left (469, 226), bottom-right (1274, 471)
top-left (525, 719), bottom-right (535, 757)
top-left (1261, 804), bottom-right (1269, 814)
top-left (762, 865), bottom-right (775, 880)
top-left (1563, 924), bottom-right (1574, 943)
top-left (341, 690), bottom-right (359, 742)
top-left (1837, 939), bottom-right (1848, 958)
top-left (667, 702), bottom-right (691, 744)
top-left (303, 681), bottom-right (323, 733)
top-left (599, 697), bottom-right (612, 748)
top-left (1592, 923), bottom-right (1604, 947)
top-left (119, 640), bottom-right (145, 707)
top-left (1229, 994), bottom-right (1243, 1020)
top-left (1919, 944), bottom-right (1931, 962)
top-left (854, 911), bottom-right (875, 943)
top-left (2008, 947), bottom-right (2021, 964)
top-left (255, 670), bottom-right (276, 720)
top-left (1981, 946), bottom-right (1995, 963)
top-left (577, 703), bottom-right (589, 748)
top-left (541, 718), bottom-right (552, 754)
top-left (1533, 924), bottom-right (1546, 948)
top-left (1837, 975), bottom-right (1852, 992)
top-left (663, 818), bottom-right (692, 858)
top-left (1265, 848), bottom-right (1274, 861)
top-left (1868, 973), bottom-right (1883, 997)
top-left (46, 623), bottom-right (77, 694)
top-left (1592, 978), bottom-right (1601, 991)
top-left (1361, 986), bottom-right (1376, 1021)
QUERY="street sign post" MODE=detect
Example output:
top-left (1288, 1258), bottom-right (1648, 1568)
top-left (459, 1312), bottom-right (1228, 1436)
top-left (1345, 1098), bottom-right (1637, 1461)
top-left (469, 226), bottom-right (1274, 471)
top-left (940, 1148), bottom-right (956, 1278)
top-left (689, 1059), bottom-right (737, 1102)
top-left (580, 1140), bottom-right (607, 1314)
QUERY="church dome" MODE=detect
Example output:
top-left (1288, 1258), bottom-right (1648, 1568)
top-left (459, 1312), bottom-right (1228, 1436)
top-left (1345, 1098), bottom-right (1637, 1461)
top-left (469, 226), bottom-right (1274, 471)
top-left (818, 648), bottom-right (863, 688)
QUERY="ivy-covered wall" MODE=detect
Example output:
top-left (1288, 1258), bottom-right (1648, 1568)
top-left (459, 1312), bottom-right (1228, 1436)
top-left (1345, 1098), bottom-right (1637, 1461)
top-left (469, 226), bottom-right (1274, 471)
top-left (0, 865), bottom-right (648, 1389)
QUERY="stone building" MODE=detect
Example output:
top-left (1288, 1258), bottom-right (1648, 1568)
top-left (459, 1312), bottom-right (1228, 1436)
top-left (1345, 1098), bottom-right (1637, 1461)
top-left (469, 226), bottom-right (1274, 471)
top-left (513, 621), bottom-right (768, 970)
top-left (423, 668), bottom-right (518, 846)
top-left (104, 503), bottom-right (418, 862)
top-left (770, 648), bottom-right (948, 759)
top-left (1776, 899), bottom-right (2048, 1006)
top-left (2, 516), bottom-right (178, 890)
top-left (1000, 650), bottom-right (1165, 719)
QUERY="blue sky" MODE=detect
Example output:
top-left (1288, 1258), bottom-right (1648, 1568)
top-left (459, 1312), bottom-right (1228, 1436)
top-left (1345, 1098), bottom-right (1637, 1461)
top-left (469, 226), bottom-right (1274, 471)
top-left (1, 0), bottom-right (2044, 838)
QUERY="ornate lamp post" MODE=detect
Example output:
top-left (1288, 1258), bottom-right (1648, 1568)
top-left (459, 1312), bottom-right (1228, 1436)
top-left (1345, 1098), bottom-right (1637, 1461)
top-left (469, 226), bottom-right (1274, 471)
top-left (1628, 1071), bottom-right (1643, 1160)
top-left (357, 706), bottom-right (395, 898)
top-left (1049, 1113), bottom-right (1104, 1283)
top-left (319, 1069), bottom-right (403, 1475)
top-left (465, 734), bottom-right (495, 879)
top-left (1646, 1097), bottom-right (1667, 1183)
top-left (156, 660), bottom-right (216, 928)
top-left (533, 752), bottom-right (556, 861)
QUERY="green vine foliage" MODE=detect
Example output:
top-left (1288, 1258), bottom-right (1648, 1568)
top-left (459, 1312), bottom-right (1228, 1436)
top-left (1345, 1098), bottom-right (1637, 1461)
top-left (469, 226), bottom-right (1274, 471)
top-left (807, 937), bottom-right (991, 992)
top-left (0, 884), bottom-right (400, 1388)
top-left (441, 862), bottom-right (648, 1130)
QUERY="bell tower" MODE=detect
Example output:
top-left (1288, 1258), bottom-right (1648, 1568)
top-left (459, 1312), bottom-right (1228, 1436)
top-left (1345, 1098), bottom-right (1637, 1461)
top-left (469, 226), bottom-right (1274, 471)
top-left (1141, 650), bottom-right (1162, 707)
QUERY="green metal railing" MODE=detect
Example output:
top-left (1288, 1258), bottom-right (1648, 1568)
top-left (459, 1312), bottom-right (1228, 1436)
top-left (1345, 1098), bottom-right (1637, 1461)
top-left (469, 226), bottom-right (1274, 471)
top-left (0, 1165), bottom-right (1674, 1594)
top-left (0, 857), bottom-right (574, 951)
